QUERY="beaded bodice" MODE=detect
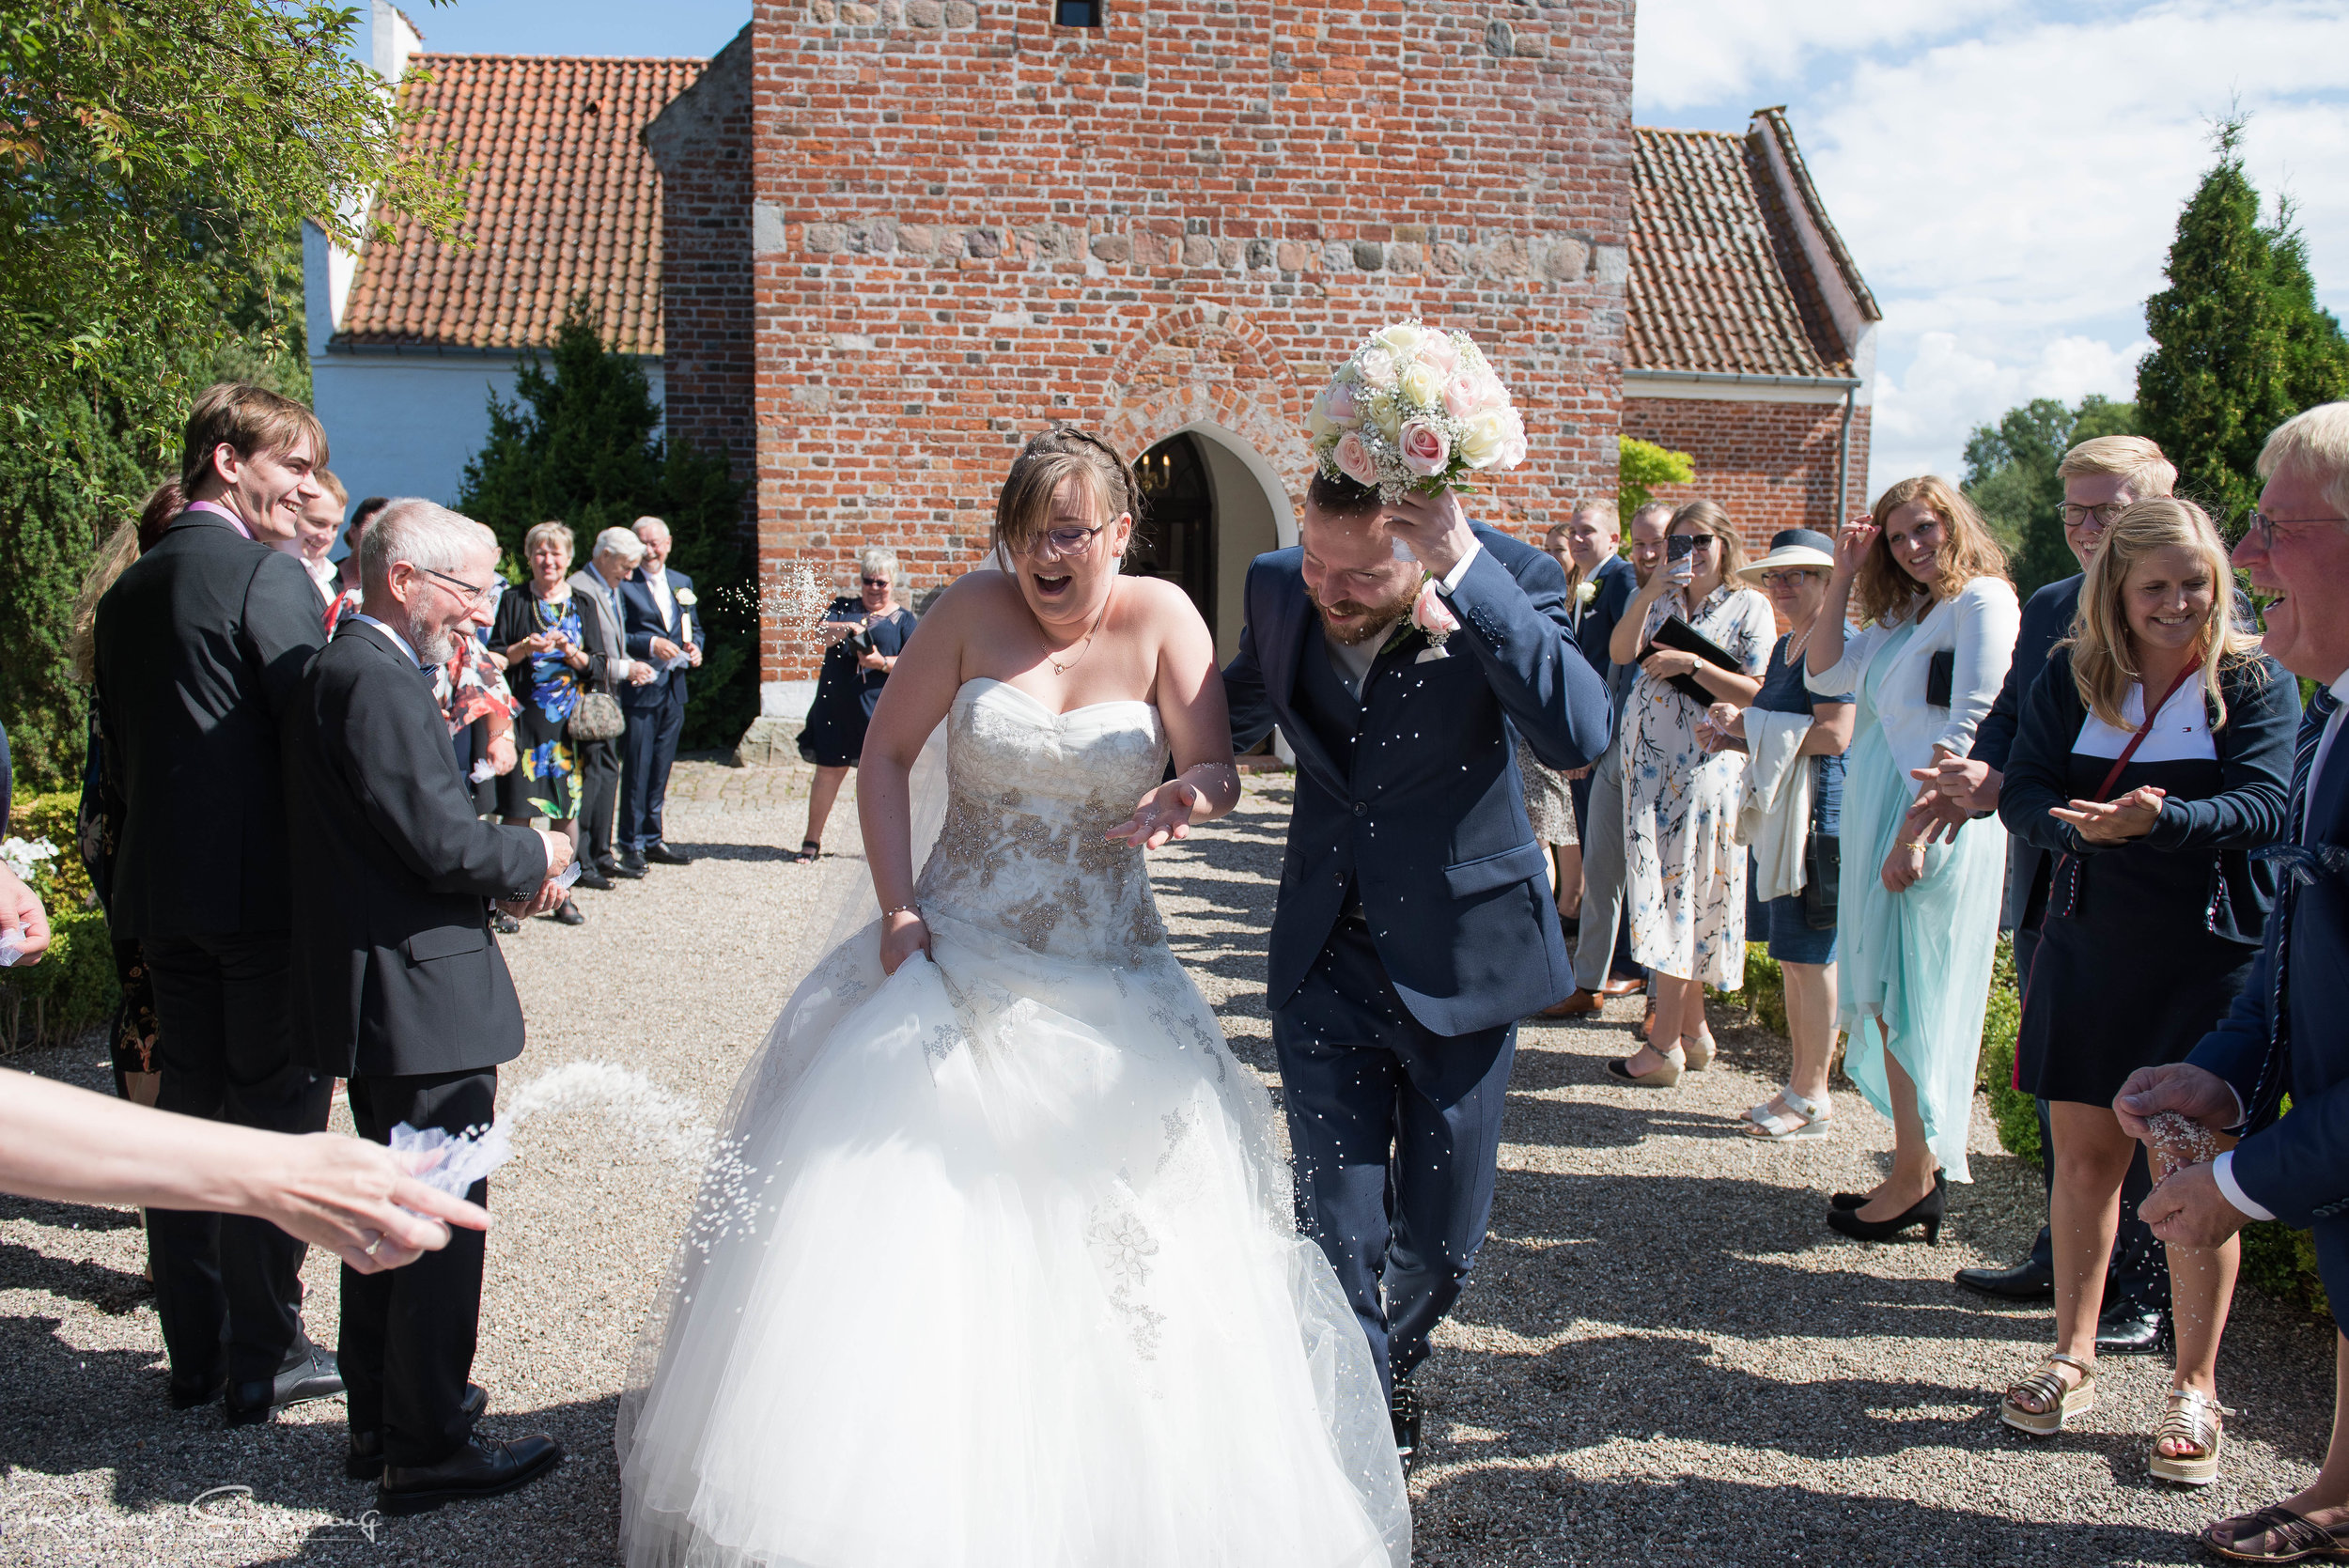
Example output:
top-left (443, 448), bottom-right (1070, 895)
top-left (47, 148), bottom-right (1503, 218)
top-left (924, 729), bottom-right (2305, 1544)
top-left (915, 679), bottom-right (1171, 963)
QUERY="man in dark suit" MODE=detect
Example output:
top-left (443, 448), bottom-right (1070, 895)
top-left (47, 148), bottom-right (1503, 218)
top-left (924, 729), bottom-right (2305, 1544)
top-left (92, 382), bottom-right (343, 1422)
top-left (2114, 404), bottom-right (2349, 1560)
top-left (1224, 472), bottom-right (1610, 1459)
top-left (615, 515), bottom-right (703, 874)
top-left (283, 498), bottom-right (571, 1513)
top-left (568, 526), bottom-right (657, 883)
top-left (1915, 437), bottom-right (2177, 1352)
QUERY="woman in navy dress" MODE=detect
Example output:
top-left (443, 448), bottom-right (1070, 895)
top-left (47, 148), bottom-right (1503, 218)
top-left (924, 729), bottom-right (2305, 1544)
top-left (793, 548), bottom-right (917, 862)
top-left (1995, 498), bottom-right (2295, 1485)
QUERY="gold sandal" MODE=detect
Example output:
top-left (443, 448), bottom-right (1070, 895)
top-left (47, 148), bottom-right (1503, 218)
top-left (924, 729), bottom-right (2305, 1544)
top-left (2149, 1387), bottom-right (2232, 1486)
top-left (1999, 1352), bottom-right (2094, 1436)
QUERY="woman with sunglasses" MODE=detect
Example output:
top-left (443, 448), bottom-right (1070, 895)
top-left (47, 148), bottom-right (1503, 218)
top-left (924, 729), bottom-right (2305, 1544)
top-left (1607, 499), bottom-right (1774, 1084)
top-left (793, 547), bottom-right (917, 862)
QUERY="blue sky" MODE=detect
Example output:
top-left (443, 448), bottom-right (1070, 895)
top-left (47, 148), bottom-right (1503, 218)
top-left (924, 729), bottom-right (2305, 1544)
top-left (414, 1), bottom-right (2349, 493)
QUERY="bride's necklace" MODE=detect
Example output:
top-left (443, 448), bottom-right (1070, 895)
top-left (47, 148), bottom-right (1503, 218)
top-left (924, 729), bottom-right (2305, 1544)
top-left (1043, 587), bottom-right (1114, 676)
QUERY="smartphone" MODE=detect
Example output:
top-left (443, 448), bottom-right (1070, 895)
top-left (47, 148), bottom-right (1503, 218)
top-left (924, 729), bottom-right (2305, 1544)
top-left (1666, 533), bottom-right (1696, 581)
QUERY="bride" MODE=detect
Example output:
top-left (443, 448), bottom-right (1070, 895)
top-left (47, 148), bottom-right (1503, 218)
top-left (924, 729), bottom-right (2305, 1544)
top-left (616, 427), bottom-right (1410, 1567)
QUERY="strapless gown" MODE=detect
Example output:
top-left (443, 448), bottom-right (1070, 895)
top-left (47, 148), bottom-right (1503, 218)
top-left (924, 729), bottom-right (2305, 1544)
top-left (616, 678), bottom-right (1410, 1568)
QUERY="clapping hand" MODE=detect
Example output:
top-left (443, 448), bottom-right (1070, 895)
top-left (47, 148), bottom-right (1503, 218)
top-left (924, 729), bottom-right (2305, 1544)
top-left (2052, 784), bottom-right (2166, 844)
top-left (1106, 780), bottom-right (1204, 851)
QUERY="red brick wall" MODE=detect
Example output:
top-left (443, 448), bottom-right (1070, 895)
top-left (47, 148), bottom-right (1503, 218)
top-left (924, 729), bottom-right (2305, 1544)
top-left (1622, 396), bottom-right (1872, 550)
top-left (741, 0), bottom-right (1637, 683)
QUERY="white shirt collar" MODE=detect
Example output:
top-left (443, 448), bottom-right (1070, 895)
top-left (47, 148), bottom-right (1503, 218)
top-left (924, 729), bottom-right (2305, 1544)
top-left (350, 612), bottom-right (422, 668)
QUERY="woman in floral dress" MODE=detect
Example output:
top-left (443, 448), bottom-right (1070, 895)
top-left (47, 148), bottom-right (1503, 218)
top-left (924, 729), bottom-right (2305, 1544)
top-left (492, 521), bottom-right (597, 924)
top-left (1606, 500), bottom-right (1774, 1084)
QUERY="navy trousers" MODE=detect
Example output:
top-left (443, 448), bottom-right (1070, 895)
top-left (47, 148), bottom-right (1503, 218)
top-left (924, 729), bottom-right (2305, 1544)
top-left (1271, 917), bottom-right (1516, 1395)
top-left (618, 686), bottom-right (684, 851)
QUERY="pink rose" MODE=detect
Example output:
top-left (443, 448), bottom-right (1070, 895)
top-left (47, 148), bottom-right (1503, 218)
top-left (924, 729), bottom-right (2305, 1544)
top-left (1356, 346), bottom-right (1398, 389)
top-left (1332, 430), bottom-right (1378, 488)
top-left (1398, 419), bottom-right (1450, 478)
top-left (1474, 372), bottom-right (1507, 413)
top-left (1327, 380), bottom-right (1361, 427)
top-left (1442, 373), bottom-right (1481, 419)
top-left (1411, 579), bottom-right (1459, 638)
top-left (1418, 334), bottom-right (1460, 376)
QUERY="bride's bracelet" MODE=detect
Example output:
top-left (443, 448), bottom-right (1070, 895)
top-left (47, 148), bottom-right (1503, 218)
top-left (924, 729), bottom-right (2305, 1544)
top-left (882, 903), bottom-right (924, 921)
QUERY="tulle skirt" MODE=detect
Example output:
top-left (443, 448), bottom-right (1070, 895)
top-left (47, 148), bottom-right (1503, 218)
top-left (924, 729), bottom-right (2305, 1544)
top-left (616, 910), bottom-right (1410, 1568)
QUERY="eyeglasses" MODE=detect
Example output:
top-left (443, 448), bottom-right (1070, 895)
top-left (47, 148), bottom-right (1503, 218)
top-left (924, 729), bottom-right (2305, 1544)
top-left (1756, 568), bottom-right (1816, 587)
top-left (2061, 502), bottom-right (2129, 530)
top-left (2244, 510), bottom-right (2349, 550)
top-left (1022, 522), bottom-right (1106, 558)
top-left (861, 577), bottom-right (892, 587)
top-left (418, 567), bottom-right (492, 605)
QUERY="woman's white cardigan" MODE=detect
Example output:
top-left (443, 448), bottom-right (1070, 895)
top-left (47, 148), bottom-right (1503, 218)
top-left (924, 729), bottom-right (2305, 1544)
top-left (1803, 578), bottom-right (2020, 783)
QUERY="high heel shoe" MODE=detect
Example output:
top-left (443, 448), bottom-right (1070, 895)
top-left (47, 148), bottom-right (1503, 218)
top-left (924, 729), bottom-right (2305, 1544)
top-left (1831, 1168), bottom-right (1943, 1212)
top-left (1606, 1044), bottom-right (1685, 1087)
top-left (1683, 1032), bottom-right (1717, 1071)
top-left (1826, 1172), bottom-right (1945, 1244)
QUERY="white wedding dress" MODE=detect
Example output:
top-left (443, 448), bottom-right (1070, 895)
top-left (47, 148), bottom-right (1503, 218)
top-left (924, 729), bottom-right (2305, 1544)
top-left (616, 678), bottom-right (1409, 1568)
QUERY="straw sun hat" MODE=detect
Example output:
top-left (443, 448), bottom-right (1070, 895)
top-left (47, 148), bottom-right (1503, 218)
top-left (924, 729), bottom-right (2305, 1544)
top-left (1736, 527), bottom-right (1837, 582)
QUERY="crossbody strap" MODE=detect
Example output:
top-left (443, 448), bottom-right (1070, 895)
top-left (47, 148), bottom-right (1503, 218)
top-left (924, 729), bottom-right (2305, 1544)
top-left (2090, 660), bottom-right (2200, 804)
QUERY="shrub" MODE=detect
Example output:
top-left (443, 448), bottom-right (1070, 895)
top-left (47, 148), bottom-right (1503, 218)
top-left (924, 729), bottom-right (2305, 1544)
top-left (7, 789), bottom-right (93, 910)
top-left (1740, 942), bottom-right (1787, 1036)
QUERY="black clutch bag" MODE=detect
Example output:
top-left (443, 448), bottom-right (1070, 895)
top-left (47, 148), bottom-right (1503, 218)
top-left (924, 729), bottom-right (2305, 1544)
top-left (1924, 648), bottom-right (1954, 707)
top-left (1641, 614), bottom-right (1746, 706)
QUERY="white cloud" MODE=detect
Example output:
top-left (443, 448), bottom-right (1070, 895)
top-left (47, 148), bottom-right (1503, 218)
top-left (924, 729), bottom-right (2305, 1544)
top-left (1636, 1), bottom-right (2349, 494)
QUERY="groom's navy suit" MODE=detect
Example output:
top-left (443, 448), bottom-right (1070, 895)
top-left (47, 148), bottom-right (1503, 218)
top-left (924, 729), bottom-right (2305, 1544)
top-left (1225, 521), bottom-right (1611, 1389)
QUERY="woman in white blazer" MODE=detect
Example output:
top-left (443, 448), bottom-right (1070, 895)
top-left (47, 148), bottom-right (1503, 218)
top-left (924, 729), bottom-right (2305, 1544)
top-left (1806, 476), bottom-right (2020, 1243)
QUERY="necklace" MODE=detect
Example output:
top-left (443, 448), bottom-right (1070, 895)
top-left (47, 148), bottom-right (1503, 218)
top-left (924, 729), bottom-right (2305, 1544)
top-left (1044, 588), bottom-right (1114, 676)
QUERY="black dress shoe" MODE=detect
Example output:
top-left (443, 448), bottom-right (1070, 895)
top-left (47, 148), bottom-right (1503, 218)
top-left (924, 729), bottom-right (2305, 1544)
top-left (1390, 1374), bottom-right (1423, 1466)
top-left (1955, 1254), bottom-right (2057, 1300)
top-left (615, 852), bottom-right (648, 877)
top-left (378, 1433), bottom-right (562, 1514)
top-left (573, 863), bottom-right (614, 892)
top-left (551, 897), bottom-right (585, 926)
top-left (644, 843), bottom-right (692, 866)
top-left (348, 1384), bottom-right (489, 1481)
top-left (2094, 1302), bottom-right (2172, 1355)
top-left (226, 1343), bottom-right (344, 1426)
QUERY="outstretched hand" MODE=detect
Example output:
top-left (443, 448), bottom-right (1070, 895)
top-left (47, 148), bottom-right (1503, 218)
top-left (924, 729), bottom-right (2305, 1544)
top-left (270, 1135), bottom-right (492, 1274)
top-left (2052, 785), bottom-right (2166, 844)
top-left (1107, 780), bottom-right (1204, 851)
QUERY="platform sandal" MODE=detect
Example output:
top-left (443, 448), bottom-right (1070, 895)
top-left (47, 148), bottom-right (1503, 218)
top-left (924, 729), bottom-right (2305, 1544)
top-left (1999, 1352), bottom-right (2094, 1436)
top-left (2149, 1386), bottom-right (2232, 1486)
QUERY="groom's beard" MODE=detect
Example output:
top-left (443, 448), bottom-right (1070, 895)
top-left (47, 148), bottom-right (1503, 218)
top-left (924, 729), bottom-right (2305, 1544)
top-left (1315, 580), bottom-right (1418, 647)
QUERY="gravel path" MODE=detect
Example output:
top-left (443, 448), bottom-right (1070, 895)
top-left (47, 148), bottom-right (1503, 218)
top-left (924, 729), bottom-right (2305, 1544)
top-left (1, 762), bottom-right (2334, 1565)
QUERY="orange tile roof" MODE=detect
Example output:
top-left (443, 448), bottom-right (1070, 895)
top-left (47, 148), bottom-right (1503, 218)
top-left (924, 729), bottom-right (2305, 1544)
top-left (333, 54), bottom-right (705, 355)
top-left (1628, 119), bottom-right (1871, 379)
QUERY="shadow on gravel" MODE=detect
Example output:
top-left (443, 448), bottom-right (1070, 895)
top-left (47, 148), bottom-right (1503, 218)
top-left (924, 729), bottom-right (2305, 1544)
top-left (0, 1238), bottom-right (153, 1315)
top-left (655, 841), bottom-right (812, 863)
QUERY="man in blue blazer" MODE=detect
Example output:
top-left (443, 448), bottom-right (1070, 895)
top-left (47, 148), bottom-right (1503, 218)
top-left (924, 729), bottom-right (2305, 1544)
top-left (1224, 471), bottom-right (1611, 1459)
top-left (615, 516), bottom-right (704, 874)
top-left (2114, 404), bottom-right (2349, 1560)
top-left (1917, 438), bottom-right (2178, 1349)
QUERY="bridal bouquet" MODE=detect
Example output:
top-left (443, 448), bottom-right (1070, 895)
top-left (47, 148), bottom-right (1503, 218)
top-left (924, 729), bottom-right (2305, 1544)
top-left (1307, 320), bottom-right (1529, 501)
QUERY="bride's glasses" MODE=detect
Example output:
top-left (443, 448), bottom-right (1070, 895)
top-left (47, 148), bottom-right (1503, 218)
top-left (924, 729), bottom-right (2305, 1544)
top-left (1024, 522), bottom-right (1106, 558)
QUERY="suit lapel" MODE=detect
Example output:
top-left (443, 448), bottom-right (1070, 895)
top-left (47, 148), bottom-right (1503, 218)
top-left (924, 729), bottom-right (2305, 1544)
top-left (1269, 590), bottom-right (1349, 797)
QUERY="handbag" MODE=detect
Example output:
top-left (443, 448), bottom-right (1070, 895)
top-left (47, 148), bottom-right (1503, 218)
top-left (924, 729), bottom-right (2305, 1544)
top-left (1802, 774), bottom-right (1840, 930)
top-left (568, 690), bottom-right (627, 744)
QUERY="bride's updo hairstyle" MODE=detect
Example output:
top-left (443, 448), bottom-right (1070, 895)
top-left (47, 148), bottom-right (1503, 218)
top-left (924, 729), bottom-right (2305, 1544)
top-left (993, 426), bottom-right (1143, 563)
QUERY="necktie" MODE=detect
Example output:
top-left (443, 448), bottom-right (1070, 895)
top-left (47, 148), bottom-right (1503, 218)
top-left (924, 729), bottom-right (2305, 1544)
top-left (2242, 686), bottom-right (2339, 1128)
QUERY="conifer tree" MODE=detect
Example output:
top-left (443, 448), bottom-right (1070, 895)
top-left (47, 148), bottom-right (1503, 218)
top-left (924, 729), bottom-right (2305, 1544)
top-left (458, 298), bottom-right (754, 752)
top-left (2139, 118), bottom-right (2349, 521)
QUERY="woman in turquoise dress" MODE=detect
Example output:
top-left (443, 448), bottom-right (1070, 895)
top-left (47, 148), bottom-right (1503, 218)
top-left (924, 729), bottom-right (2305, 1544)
top-left (1805, 477), bottom-right (2020, 1243)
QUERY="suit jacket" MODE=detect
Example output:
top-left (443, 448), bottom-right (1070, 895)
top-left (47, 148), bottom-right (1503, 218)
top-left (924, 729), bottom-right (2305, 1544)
top-left (2189, 698), bottom-right (2349, 1231)
top-left (1805, 576), bottom-right (2021, 782)
top-left (1973, 574), bottom-right (2083, 929)
top-left (282, 624), bottom-right (548, 1079)
top-left (1574, 554), bottom-right (1638, 737)
top-left (91, 510), bottom-right (328, 938)
top-left (566, 568), bottom-right (631, 695)
top-left (618, 565), bottom-right (703, 710)
top-left (1999, 647), bottom-right (2294, 948)
top-left (1223, 523), bottom-right (1613, 1035)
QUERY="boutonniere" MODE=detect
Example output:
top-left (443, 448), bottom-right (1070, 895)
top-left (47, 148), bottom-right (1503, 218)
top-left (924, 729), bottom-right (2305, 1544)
top-left (675, 588), bottom-right (697, 607)
top-left (1409, 578), bottom-right (1457, 662)
top-left (1574, 580), bottom-right (1598, 607)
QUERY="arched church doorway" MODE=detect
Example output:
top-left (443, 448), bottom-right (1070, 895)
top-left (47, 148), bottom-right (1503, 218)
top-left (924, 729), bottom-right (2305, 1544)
top-left (1129, 425), bottom-right (1291, 663)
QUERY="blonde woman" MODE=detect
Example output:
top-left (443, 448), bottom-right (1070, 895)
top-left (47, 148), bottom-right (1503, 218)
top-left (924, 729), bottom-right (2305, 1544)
top-left (1608, 500), bottom-right (1774, 1083)
top-left (1807, 477), bottom-right (2019, 1241)
top-left (1994, 499), bottom-right (2293, 1483)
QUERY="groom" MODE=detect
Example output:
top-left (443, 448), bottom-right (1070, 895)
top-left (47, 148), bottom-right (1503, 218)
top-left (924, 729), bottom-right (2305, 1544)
top-left (1225, 471), bottom-right (1611, 1457)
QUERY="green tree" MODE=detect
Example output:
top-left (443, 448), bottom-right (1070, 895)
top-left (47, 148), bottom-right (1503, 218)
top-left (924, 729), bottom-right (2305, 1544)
top-left (458, 299), bottom-right (754, 753)
top-left (1961, 395), bottom-right (2138, 599)
top-left (2138, 116), bottom-right (2349, 521)
top-left (1618, 435), bottom-right (1694, 526)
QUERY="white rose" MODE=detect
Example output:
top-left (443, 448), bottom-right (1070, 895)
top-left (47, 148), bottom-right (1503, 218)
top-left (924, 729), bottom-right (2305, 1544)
top-left (1399, 363), bottom-right (1444, 410)
top-left (676, 588), bottom-right (698, 607)
top-left (1376, 321), bottom-right (1427, 360)
top-left (1307, 391), bottom-right (1337, 441)
top-left (1575, 580), bottom-right (1598, 606)
top-left (1368, 395), bottom-right (1405, 441)
top-left (1457, 411), bottom-right (1508, 468)
top-left (1355, 345), bottom-right (1399, 389)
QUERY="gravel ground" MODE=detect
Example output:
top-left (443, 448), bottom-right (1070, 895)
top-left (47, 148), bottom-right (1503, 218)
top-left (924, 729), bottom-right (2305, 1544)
top-left (0, 761), bottom-right (2335, 1566)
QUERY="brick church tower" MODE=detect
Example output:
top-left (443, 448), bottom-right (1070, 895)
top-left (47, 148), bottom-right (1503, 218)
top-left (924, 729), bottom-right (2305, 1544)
top-left (647, 2), bottom-right (1639, 730)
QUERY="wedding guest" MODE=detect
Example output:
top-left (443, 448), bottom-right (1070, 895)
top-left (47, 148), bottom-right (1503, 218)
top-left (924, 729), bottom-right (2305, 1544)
top-left (1922, 437), bottom-right (2181, 1344)
top-left (282, 497), bottom-right (569, 1513)
top-left (492, 521), bottom-right (601, 926)
top-left (290, 469), bottom-right (345, 609)
top-left (91, 382), bottom-right (341, 1422)
top-left (1995, 498), bottom-right (2291, 1480)
top-left (1704, 529), bottom-right (1854, 1141)
top-left (1807, 478), bottom-right (2019, 1242)
top-left (1548, 501), bottom-right (1670, 1017)
top-left (616, 516), bottom-right (704, 874)
top-left (570, 527), bottom-right (657, 882)
top-left (327, 495), bottom-right (390, 637)
top-left (793, 548), bottom-right (917, 863)
top-left (1606, 501), bottom-right (1773, 1083)
top-left (0, 1066), bottom-right (486, 1274)
top-left (2114, 403), bottom-right (2349, 1560)
top-left (436, 522), bottom-right (520, 814)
